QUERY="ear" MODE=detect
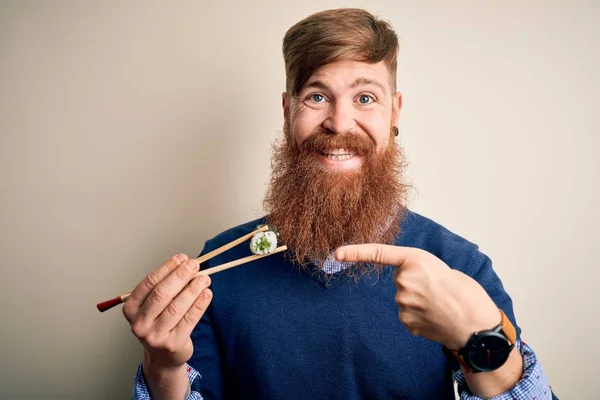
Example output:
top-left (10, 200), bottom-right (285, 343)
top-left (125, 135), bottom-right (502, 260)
top-left (282, 92), bottom-right (289, 120)
top-left (392, 91), bottom-right (402, 126)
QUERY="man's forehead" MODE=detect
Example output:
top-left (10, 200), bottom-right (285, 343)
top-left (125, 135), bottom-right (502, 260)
top-left (302, 60), bottom-right (392, 93)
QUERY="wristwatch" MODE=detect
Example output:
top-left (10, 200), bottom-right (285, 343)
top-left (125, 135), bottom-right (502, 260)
top-left (443, 309), bottom-right (517, 373)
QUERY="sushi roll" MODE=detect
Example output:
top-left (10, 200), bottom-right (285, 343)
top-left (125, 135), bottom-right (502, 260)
top-left (250, 226), bottom-right (278, 255)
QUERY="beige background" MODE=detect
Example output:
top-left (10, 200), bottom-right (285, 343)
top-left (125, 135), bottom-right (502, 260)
top-left (0, 0), bottom-right (598, 398)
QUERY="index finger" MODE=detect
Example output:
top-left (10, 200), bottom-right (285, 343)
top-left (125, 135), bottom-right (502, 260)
top-left (126, 253), bottom-right (189, 310)
top-left (334, 244), bottom-right (413, 266)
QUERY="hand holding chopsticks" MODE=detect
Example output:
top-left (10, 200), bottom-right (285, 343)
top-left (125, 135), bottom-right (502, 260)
top-left (96, 225), bottom-right (286, 312)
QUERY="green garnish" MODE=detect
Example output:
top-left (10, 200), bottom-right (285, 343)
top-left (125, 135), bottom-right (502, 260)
top-left (256, 235), bottom-right (271, 252)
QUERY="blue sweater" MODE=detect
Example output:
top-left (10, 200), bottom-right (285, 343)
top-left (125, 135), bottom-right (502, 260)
top-left (189, 211), bottom-right (520, 399)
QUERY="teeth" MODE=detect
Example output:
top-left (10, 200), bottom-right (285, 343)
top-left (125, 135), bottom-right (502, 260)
top-left (320, 148), bottom-right (355, 161)
top-left (324, 153), bottom-right (353, 161)
top-left (327, 148), bottom-right (349, 156)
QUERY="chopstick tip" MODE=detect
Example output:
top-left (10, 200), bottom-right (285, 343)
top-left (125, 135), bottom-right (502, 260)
top-left (96, 296), bottom-right (123, 313)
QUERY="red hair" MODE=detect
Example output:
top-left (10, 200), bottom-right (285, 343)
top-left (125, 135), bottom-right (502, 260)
top-left (282, 8), bottom-right (399, 96)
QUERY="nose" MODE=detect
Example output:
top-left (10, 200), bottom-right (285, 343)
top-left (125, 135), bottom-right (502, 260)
top-left (322, 100), bottom-right (356, 134)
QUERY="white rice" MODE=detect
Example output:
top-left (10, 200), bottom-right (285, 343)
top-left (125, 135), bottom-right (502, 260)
top-left (249, 231), bottom-right (278, 255)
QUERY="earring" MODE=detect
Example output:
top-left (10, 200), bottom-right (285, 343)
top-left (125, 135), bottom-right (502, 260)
top-left (393, 126), bottom-right (399, 137)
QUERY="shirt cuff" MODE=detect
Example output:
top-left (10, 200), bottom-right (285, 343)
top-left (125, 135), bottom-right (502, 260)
top-left (455, 340), bottom-right (553, 399)
top-left (131, 361), bottom-right (203, 400)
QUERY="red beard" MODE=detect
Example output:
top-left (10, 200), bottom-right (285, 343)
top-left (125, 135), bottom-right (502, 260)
top-left (264, 124), bottom-right (409, 274)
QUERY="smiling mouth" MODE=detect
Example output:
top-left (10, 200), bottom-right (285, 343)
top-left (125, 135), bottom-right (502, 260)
top-left (317, 148), bottom-right (356, 161)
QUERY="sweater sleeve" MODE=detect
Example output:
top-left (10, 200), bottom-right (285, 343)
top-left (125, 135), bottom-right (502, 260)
top-left (184, 240), bottom-right (226, 399)
top-left (451, 247), bottom-right (557, 399)
top-left (131, 361), bottom-right (204, 400)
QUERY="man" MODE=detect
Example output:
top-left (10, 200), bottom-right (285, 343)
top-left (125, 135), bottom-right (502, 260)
top-left (124, 8), bottom-right (555, 399)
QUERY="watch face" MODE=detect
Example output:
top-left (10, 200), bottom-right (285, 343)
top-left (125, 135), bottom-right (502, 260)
top-left (467, 332), bottom-right (511, 372)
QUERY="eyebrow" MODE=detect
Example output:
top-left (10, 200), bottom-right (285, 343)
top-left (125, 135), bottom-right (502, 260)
top-left (303, 80), bottom-right (330, 91)
top-left (303, 77), bottom-right (388, 95)
top-left (350, 77), bottom-right (388, 95)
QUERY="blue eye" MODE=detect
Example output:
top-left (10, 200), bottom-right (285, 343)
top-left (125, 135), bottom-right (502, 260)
top-left (358, 95), bottom-right (373, 104)
top-left (310, 93), bottom-right (325, 103)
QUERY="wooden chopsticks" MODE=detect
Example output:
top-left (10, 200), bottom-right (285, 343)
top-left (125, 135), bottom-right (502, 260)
top-left (96, 225), bottom-right (286, 312)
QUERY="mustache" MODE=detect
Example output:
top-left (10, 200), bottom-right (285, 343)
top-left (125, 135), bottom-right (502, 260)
top-left (299, 131), bottom-right (376, 158)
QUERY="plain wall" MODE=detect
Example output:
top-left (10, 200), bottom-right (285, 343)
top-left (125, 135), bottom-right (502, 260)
top-left (1, 0), bottom-right (598, 398)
